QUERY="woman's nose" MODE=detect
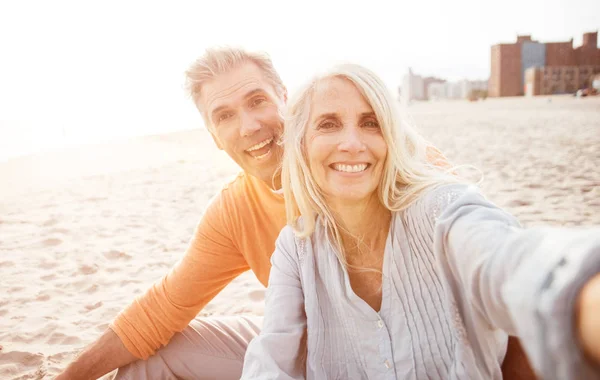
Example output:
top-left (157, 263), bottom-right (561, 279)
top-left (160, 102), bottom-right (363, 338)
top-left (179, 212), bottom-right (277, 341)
top-left (338, 126), bottom-right (366, 153)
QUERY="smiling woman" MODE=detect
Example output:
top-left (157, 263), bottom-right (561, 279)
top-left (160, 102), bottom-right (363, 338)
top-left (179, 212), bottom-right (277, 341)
top-left (305, 77), bottom-right (388, 205)
top-left (240, 63), bottom-right (600, 380)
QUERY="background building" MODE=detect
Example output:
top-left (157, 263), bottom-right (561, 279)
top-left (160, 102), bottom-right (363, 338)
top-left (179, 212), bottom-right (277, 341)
top-left (401, 68), bottom-right (425, 104)
top-left (427, 82), bottom-right (447, 100)
top-left (525, 65), bottom-right (600, 96)
top-left (403, 69), bottom-right (487, 102)
top-left (489, 31), bottom-right (600, 97)
top-left (425, 78), bottom-right (488, 100)
top-left (422, 76), bottom-right (446, 100)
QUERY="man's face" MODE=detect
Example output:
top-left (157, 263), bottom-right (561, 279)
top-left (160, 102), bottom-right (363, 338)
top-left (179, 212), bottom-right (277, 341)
top-left (200, 63), bottom-right (285, 188)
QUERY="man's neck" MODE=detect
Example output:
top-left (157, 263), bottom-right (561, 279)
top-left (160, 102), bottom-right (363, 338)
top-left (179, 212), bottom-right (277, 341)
top-left (255, 171), bottom-right (282, 192)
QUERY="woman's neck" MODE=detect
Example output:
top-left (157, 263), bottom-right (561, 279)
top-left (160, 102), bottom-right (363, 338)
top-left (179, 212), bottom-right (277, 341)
top-left (330, 195), bottom-right (392, 258)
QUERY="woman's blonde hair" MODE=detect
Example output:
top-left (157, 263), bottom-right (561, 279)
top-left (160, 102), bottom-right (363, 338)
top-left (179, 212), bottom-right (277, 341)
top-left (282, 63), bottom-right (460, 265)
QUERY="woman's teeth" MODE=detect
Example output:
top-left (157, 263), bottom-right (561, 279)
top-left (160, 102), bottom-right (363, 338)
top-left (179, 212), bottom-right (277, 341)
top-left (332, 163), bottom-right (368, 173)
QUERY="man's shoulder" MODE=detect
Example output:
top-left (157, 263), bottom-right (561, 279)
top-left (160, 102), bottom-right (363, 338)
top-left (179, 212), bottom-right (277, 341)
top-left (216, 171), bottom-right (257, 205)
top-left (197, 172), bottom-right (252, 238)
top-left (221, 171), bottom-right (248, 191)
top-left (204, 171), bottom-right (269, 219)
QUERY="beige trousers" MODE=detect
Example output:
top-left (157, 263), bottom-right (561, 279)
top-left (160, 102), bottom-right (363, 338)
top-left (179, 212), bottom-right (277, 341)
top-left (113, 316), bottom-right (262, 380)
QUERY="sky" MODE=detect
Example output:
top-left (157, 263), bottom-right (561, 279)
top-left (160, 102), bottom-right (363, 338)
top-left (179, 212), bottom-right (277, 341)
top-left (0, 0), bottom-right (599, 159)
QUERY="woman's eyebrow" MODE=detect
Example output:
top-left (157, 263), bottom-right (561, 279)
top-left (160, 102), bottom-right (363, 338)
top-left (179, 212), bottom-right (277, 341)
top-left (314, 112), bottom-right (339, 123)
top-left (359, 111), bottom-right (377, 119)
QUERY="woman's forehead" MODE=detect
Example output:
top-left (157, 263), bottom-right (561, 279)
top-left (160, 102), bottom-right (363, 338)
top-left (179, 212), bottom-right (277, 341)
top-left (311, 77), bottom-right (373, 115)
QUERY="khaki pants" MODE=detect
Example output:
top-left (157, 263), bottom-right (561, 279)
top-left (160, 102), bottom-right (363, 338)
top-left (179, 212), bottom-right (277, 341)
top-left (114, 316), bottom-right (262, 380)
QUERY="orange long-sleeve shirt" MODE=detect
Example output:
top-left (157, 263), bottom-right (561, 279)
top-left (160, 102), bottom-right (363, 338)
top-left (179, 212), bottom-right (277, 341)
top-left (110, 147), bottom-right (450, 359)
top-left (110, 172), bottom-right (286, 359)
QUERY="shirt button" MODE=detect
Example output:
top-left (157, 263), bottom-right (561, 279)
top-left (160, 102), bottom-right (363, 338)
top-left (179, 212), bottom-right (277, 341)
top-left (384, 360), bottom-right (391, 369)
top-left (377, 319), bottom-right (384, 329)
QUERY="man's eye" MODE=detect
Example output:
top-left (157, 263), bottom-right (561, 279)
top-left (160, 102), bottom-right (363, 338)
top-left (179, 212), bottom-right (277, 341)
top-left (218, 113), bottom-right (232, 122)
top-left (250, 97), bottom-right (266, 107)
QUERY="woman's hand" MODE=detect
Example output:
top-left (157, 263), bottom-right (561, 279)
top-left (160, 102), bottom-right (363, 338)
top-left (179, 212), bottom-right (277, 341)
top-left (576, 272), bottom-right (600, 365)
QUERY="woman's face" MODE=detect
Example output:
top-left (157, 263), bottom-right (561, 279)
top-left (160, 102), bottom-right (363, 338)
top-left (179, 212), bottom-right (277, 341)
top-left (305, 77), bottom-right (388, 205)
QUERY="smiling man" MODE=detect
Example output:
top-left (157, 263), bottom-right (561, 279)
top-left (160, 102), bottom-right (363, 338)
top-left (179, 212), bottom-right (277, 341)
top-left (56, 47), bottom-right (533, 380)
top-left (57, 48), bottom-right (292, 380)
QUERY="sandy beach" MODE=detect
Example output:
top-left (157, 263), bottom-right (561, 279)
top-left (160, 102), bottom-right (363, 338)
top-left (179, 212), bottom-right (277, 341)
top-left (1, 95), bottom-right (599, 379)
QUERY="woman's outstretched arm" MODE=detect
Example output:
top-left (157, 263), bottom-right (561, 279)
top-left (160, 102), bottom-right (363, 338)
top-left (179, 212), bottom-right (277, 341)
top-left (576, 273), bottom-right (600, 364)
top-left (431, 184), bottom-right (600, 380)
top-left (241, 226), bottom-right (307, 380)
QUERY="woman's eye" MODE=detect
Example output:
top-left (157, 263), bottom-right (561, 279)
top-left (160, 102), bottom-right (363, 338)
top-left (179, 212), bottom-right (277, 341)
top-left (318, 121), bottom-right (337, 130)
top-left (363, 120), bottom-right (380, 128)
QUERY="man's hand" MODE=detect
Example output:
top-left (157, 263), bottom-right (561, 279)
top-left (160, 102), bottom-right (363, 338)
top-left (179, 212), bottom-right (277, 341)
top-left (55, 328), bottom-right (137, 380)
top-left (576, 272), bottom-right (600, 365)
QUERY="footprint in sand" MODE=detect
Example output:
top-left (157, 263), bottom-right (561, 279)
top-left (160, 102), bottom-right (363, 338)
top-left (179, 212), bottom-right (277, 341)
top-left (84, 301), bottom-right (103, 311)
top-left (248, 289), bottom-right (266, 302)
top-left (103, 250), bottom-right (132, 260)
top-left (506, 199), bottom-right (532, 207)
top-left (0, 350), bottom-right (44, 367)
top-left (36, 293), bottom-right (51, 302)
top-left (525, 183), bottom-right (542, 189)
top-left (0, 261), bottom-right (15, 268)
top-left (41, 238), bottom-right (62, 247)
top-left (39, 260), bottom-right (59, 270)
top-left (78, 264), bottom-right (99, 275)
top-left (84, 284), bottom-right (99, 294)
top-left (41, 273), bottom-right (57, 281)
top-left (49, 227), bottom-right (70, 234)
top-left (42, 218), bottom-right (59, 227)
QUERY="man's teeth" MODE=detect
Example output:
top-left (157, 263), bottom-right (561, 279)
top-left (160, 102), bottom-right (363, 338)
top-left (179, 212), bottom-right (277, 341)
top-left (246, 138), bottom-right (273, 152)
top-left (253, 150), bottom-right (271, 160)
top-left (333, 164), bottom-right (368, 173)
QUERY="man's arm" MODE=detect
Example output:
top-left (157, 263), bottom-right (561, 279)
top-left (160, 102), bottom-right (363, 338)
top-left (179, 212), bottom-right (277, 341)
top-left (56, 328), bottom-right (136, 380)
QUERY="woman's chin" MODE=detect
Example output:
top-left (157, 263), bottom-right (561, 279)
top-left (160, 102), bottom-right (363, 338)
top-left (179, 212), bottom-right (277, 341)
top-left (326, 189), bottom-right (378, 206)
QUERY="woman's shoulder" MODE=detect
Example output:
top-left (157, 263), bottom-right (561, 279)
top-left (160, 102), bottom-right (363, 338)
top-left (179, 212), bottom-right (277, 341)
top-left (275, 224), bottom-right (299, 252)
top-left (274, 222), bottom-right (312, 265)
top-left (403, 183), bottom-right (480, 221)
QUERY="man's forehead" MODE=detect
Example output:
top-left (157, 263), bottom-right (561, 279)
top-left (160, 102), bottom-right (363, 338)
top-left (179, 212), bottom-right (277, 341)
top-left (201, 63), bottom-right (272, 112)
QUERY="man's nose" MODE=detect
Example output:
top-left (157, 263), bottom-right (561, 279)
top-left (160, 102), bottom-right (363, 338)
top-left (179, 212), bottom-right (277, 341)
top-left (239, 111), bottom-right (261, 137)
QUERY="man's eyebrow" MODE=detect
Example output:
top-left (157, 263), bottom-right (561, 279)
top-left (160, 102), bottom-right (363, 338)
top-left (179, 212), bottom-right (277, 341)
top-left (210, 89), bottom-right (267, 121)
top-left (243, 88), bottom-right (267, 99)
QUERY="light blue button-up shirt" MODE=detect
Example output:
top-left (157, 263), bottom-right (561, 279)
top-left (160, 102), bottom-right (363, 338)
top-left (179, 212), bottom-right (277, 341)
top-left (241, 184), bottom-right (600, 380)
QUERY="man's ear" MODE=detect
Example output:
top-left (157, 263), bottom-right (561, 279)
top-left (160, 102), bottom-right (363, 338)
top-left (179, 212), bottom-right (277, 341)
top-left (208, 130), bottom-right (223, 150)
